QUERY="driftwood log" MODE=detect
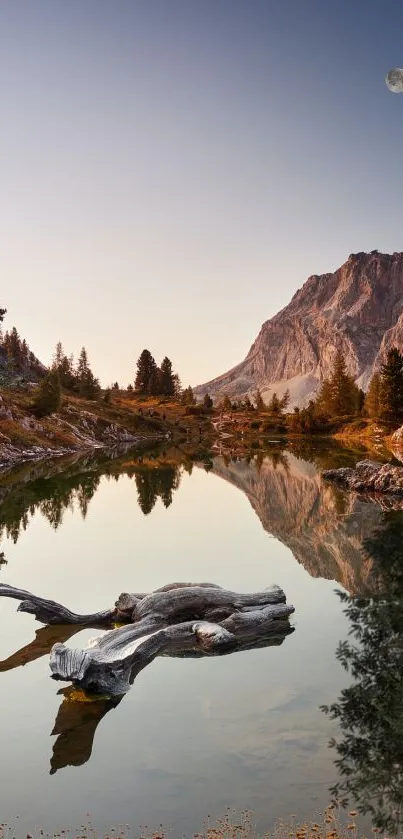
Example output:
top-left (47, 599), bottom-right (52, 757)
top-left (0, 581), bottom-right (295, 696)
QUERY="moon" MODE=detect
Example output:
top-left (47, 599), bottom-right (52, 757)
top-left (385, 68), bottom-right (403, 93)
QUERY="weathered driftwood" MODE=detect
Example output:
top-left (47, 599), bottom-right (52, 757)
top-left (0, 581), bottom-right (294, 697)
top-left (0, 583), bottom-right (115, 625)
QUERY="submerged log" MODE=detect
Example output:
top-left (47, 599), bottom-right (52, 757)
top-left (0, 581), bottom-right (295, 696)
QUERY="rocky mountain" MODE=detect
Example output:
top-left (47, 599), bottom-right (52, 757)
top-left (211, 452), bottom-right (385, 596)
top-left (195, 250), bottom-right (403, 407)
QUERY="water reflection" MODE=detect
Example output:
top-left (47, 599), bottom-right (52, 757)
top-left (2, 441), bottom-right (403, 797)
top-left (0, 448), bottom-right (189, 545)
top-left (322, 512), bottom-right (403, 833)
top-left (50, 688), bottom-right (123, 775)
top-left (0, 609), bottom-right (294, 774)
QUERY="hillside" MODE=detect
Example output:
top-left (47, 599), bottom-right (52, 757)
top-left (195, 251), bottom-right (403, 407)
top-left (0, 389), bottom-right (215, 466)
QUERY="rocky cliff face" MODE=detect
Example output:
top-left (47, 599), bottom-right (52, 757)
top-left (211, 452), bottom-right (386, 596)
top-left (195, 251), bottom-right (403, 407)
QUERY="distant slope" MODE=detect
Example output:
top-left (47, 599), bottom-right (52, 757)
top-left (195, 251), bottom-right (403, 407)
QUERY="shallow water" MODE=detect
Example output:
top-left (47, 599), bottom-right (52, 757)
top-left (0, 445), bottom-right (398, 835)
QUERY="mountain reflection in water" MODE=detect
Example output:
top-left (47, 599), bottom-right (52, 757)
top-left (0, 442), bottom-right (403, 827)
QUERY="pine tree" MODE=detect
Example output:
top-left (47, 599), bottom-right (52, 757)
top-left (58, 354), bottom-right (76, 390)
top-left (268, 392), bottom-right (281, 415)
top-left (181, 385), bottom-right (196, 406)
top-left (53, 342), bottom-right (64, 369)
top-left (76, 347), bottom-right (100, 399)
top-left (80, 369), bottom-right (101, 399)
top-left (77, 347), bottom-right (89, 380)
top-left (365, 373), bottom-right (381, 418)
top-left (219, 394), bottom-right (232, 412)
top-left (203, 393), bottom-right (213, 410)
top-left (255, 389), bottom-right (265, 411)
top-left (172, 373), bottom-right (182, 399)
top-left (21, 339), bottom-right (29, 365)
top-left (280, 389), bottom-right (290, 412)
top-left (243, 396), bottom-right (254, 412)
top-left (160, 357), bottom-right (175, 396)
top-left (33, 369), bottom-right (61, 417)
top-left (315, 349), bottom-right (360, 417)
top-left (135, 349), bottom-right (157, 394)
top-left (4, 327), bottom-right (22, 367)
top-left (379, 348), bottom-right (403, 425)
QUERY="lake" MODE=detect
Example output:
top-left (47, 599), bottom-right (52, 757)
top-left (0, 443), bottom-right (400, 836)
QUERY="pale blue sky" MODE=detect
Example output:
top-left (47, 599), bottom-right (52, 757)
top-left (1, 0), bottom-right (402, 387)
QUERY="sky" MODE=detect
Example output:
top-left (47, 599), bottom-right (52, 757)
top-left (1, 0), bottom-right (403, 388)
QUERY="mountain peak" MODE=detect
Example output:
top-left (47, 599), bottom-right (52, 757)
top-left (194, 251), bottom-right (403, 407)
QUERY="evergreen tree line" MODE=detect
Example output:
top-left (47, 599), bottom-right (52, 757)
top-left (0, 324), bottom-right (43, 375)
top-left (290, 347), bottom-right (403, 432)
top-left (209, 347), bottom-right (403, 432)
top-left (52, 342), bottom-right (101, 399)
top-left (134, 349), bottom-right (181, 397)
top-left (33, 343), bottom-right (101, 417)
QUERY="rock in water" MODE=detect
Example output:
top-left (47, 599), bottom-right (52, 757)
top-left (323, 460), bottom-right (403, 495)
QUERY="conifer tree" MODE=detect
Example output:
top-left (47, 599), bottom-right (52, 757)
top-left (315, 349), bottom-right (360, 417)
top-left (53, 342), bottom-right (64, 369)
top-left (77, 347), bottom-right (89, 380)
top-left (172, 373), bottom-right (182, 399)
top-left (33, 369), bottom-right (61, 416)
top-left (254, 389), bottom-right (265, 411)
top-left (160, 357), bottom-right (175, 396)
top-left (268, 392), bottom-right (281, 415)
top-left (203, 393), bottom-right (213, 410)
top-left (58, 354), bottom-right (76, 390)
top-left (219, 394), bottom-right (232, 412)
top-left (80, 369), bottom-right (101, 399)
top-left (21, 339), bottom-right (29, 366)
top-left (181, 385), bottom-right (196, 406)
top-left (280, 389), bottom-right (290, 412)
top-left (135, 349), bottom-right (157, 393)
top-left (4, 327), bottom-right (22, 367)
top-left (76, 347), bottom-right (100, 399)
top-left (365, 372), bottom-right (381, 418)
top-left (379, 348), bottom-right (403, 424)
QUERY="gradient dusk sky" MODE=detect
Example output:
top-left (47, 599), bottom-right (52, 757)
top-left (1, 0), bottom-right (403, 387)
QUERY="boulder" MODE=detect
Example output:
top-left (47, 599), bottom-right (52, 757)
top-left (323, 460), bottom-right (403, 495)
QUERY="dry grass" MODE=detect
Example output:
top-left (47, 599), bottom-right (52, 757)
top-left (0, 806), bottom-right (380, 839)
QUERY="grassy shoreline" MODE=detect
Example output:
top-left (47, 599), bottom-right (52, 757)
top-left (0, 806), bottom-right (375, 839)
top-left (0, 386), bottom-right (399, 469)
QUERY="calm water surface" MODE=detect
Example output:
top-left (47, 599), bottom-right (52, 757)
top-left (0, 446), bottom-right (399, 835)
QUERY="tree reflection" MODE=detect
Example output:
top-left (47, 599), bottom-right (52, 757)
top-left (134, 465), bottom-right (181, 513)
top-left (0, 449), bottom-right (191, 545)
top-left (322, 511), bottom-right (403, 833)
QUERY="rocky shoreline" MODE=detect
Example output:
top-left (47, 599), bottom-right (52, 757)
top-left (0, 393), bottom-right (169, 468)
top-left (323, 459), bottom-right (403, 495)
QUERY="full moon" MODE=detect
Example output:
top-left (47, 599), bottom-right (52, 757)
top-left (385, 68), bottom-right (403, 93)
